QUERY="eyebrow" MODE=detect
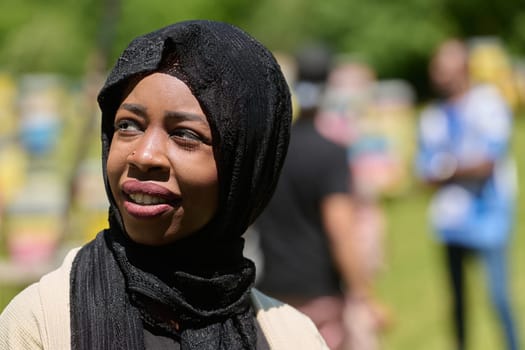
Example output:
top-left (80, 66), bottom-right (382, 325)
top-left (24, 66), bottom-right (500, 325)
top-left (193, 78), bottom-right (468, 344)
top-left (164, 110), bottom-right (208, 125)
top-left (120, 103), bottom-right (207, 124)
top-left (120, 103), bottom-right (147, 118)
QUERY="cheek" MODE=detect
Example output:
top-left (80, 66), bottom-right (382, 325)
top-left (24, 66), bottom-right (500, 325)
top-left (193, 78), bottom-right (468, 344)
top-left (175, 153), bottom-right (219, 210)
top-left (186, 165), bottom-right (218, 199)
top-left (106, 144), bottom-right (127, 198)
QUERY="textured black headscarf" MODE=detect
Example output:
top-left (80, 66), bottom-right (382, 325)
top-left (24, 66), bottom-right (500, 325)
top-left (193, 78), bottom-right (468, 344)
top-left (69, 20), bottom-right (291, 350)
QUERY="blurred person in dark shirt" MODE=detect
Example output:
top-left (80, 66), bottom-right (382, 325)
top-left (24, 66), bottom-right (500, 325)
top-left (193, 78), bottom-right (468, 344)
top-left (255, 44), bottom-right (387, 350)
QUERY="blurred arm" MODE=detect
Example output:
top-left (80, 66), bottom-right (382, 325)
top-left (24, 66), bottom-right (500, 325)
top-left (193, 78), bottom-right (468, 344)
top-left (321, 193), bottom-right (391, 331)
top-left (452, 160), bottom-right (494, 180)
top-left (321, 193), bottom-right (372, 299)
top-left (427, 159), bottom-right (494, 186)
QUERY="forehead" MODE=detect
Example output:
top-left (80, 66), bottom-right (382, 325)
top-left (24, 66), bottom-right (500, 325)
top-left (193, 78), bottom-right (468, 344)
top-left (121, 73), bottom-right (204, 113)
top-left (123, 73), bottom-right (193, 101)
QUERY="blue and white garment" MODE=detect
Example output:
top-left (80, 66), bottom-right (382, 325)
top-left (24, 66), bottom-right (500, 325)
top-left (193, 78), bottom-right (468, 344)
top-left (416, 84), bottom-right (517, 249)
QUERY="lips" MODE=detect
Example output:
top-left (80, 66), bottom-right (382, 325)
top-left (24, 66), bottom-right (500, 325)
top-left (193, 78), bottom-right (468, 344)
top-left (121, 180), bottom-right (181, 218)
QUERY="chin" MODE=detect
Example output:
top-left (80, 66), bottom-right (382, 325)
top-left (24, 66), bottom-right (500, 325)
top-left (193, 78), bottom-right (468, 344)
top-left (127, 233), bottom-right (177, 246)
top-left (124, 223), bottom-right (184, 246)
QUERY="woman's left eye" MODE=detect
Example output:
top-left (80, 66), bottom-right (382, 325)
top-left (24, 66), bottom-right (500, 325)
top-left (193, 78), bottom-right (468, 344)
top-left (171, 129), bottom-right (203, 142)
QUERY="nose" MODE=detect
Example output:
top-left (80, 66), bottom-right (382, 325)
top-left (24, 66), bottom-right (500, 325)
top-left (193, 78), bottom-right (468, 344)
top-left (127, 128), bottom-right (170, 174)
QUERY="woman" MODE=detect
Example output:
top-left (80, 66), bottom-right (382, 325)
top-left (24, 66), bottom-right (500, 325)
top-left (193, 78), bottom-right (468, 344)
top-left (0, 20), bottom-right (328, 349)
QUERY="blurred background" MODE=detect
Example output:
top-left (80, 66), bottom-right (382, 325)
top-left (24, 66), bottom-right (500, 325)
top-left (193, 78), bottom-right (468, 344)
top-left (0, 0), bottom-right (524, 349)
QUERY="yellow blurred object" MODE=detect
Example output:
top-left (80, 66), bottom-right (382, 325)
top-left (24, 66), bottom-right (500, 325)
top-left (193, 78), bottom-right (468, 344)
top-left (468, 38), bottom-right (520, 110)
top-left (273, 51), bottom-right (300, 123)
top-left (0, 145), bottom-right (28, 203)
top-left (83, 211), bottom-right (108, 242)
top-left (291, 93), bottom-right (300, 122)
top-left (0, 73), bottom-right (17, 138)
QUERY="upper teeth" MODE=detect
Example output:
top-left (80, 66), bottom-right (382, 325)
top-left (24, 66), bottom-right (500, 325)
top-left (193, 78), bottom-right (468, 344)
top-left (129, 193), bottom-right (167, 205)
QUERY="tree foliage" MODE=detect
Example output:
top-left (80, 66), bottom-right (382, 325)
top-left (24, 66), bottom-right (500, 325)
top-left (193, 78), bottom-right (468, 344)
top-left (1, 0), bottom-right (524, 93)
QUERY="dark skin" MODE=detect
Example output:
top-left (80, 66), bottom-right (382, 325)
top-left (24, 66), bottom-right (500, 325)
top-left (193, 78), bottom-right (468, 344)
top-left (427, 161), bottom-right (494, 187)
top-left (107, 73), bottom-right (219, 246)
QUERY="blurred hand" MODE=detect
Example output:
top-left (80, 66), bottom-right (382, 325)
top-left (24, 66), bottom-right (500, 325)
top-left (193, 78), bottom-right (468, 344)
top-left (346, 294), bottom-right (393, 332)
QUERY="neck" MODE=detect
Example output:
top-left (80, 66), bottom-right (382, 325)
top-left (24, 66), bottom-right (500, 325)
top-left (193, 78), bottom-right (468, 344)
top-left (110, 228), bottom-right (246, 281)
top-left (442, 78), bottom-right (470, 102)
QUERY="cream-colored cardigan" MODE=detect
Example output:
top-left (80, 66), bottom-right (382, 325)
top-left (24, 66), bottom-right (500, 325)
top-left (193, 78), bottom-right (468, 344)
top-left (0, 248), bottom-right (328, 349)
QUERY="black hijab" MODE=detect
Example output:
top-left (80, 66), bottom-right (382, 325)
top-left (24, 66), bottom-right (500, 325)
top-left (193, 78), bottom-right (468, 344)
top-left (69, 20), bottom-right (291, 350)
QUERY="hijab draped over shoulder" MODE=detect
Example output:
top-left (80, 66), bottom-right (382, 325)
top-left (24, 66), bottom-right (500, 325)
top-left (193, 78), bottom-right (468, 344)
top-left (70, 20), bottom-right (291, 350)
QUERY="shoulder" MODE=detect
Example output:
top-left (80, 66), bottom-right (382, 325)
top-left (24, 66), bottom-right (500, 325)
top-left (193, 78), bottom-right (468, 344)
top-left (0, 247), bottom-right (81, 349)
top-left (292, 119), bottom-right (346, 153)
top-left (0, 282), bottom-right (45, 349)
top-left (464, 84), bottom-right (510, 118)
top-left (251, 289), bottom-right (329, 350)
top-left (464, 84), bottom-right (512, 137)
top-left (468, 84), bottom-right (504, 101)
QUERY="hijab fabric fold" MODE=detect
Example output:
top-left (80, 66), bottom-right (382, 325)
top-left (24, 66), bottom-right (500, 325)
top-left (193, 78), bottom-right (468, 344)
top-left (69, 20), bottom-right (291, 350)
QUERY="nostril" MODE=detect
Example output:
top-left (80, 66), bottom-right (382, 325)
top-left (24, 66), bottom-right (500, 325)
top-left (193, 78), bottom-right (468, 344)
top-left (127, 164), bottom-right (170, 182)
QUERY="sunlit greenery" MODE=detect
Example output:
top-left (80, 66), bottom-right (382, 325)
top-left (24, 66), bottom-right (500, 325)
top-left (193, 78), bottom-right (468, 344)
top-left (1, 0), bottom-right (525, 88)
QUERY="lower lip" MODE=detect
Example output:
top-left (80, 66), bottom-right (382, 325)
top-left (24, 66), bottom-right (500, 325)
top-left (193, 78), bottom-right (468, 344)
top-left (123, 201), bottom-right (174, 218)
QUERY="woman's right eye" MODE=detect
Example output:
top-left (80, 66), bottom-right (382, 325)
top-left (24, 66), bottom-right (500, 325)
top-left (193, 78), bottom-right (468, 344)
top-left (115, 119), bottom-right (141, 132)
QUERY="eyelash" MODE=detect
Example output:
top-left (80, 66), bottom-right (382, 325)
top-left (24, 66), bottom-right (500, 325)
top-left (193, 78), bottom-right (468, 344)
top-left (115, 119), bottom-right (141, 133)
top-left (114, 118), bottom-right (210, 149)
top-left (170, 129), bottom-right (205, 150)
top-left (171, 129), bottom-right (202, 142)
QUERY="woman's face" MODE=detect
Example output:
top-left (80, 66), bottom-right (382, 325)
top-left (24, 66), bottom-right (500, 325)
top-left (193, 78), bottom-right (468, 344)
top-left (107, 73), bottom-right (219, 246)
